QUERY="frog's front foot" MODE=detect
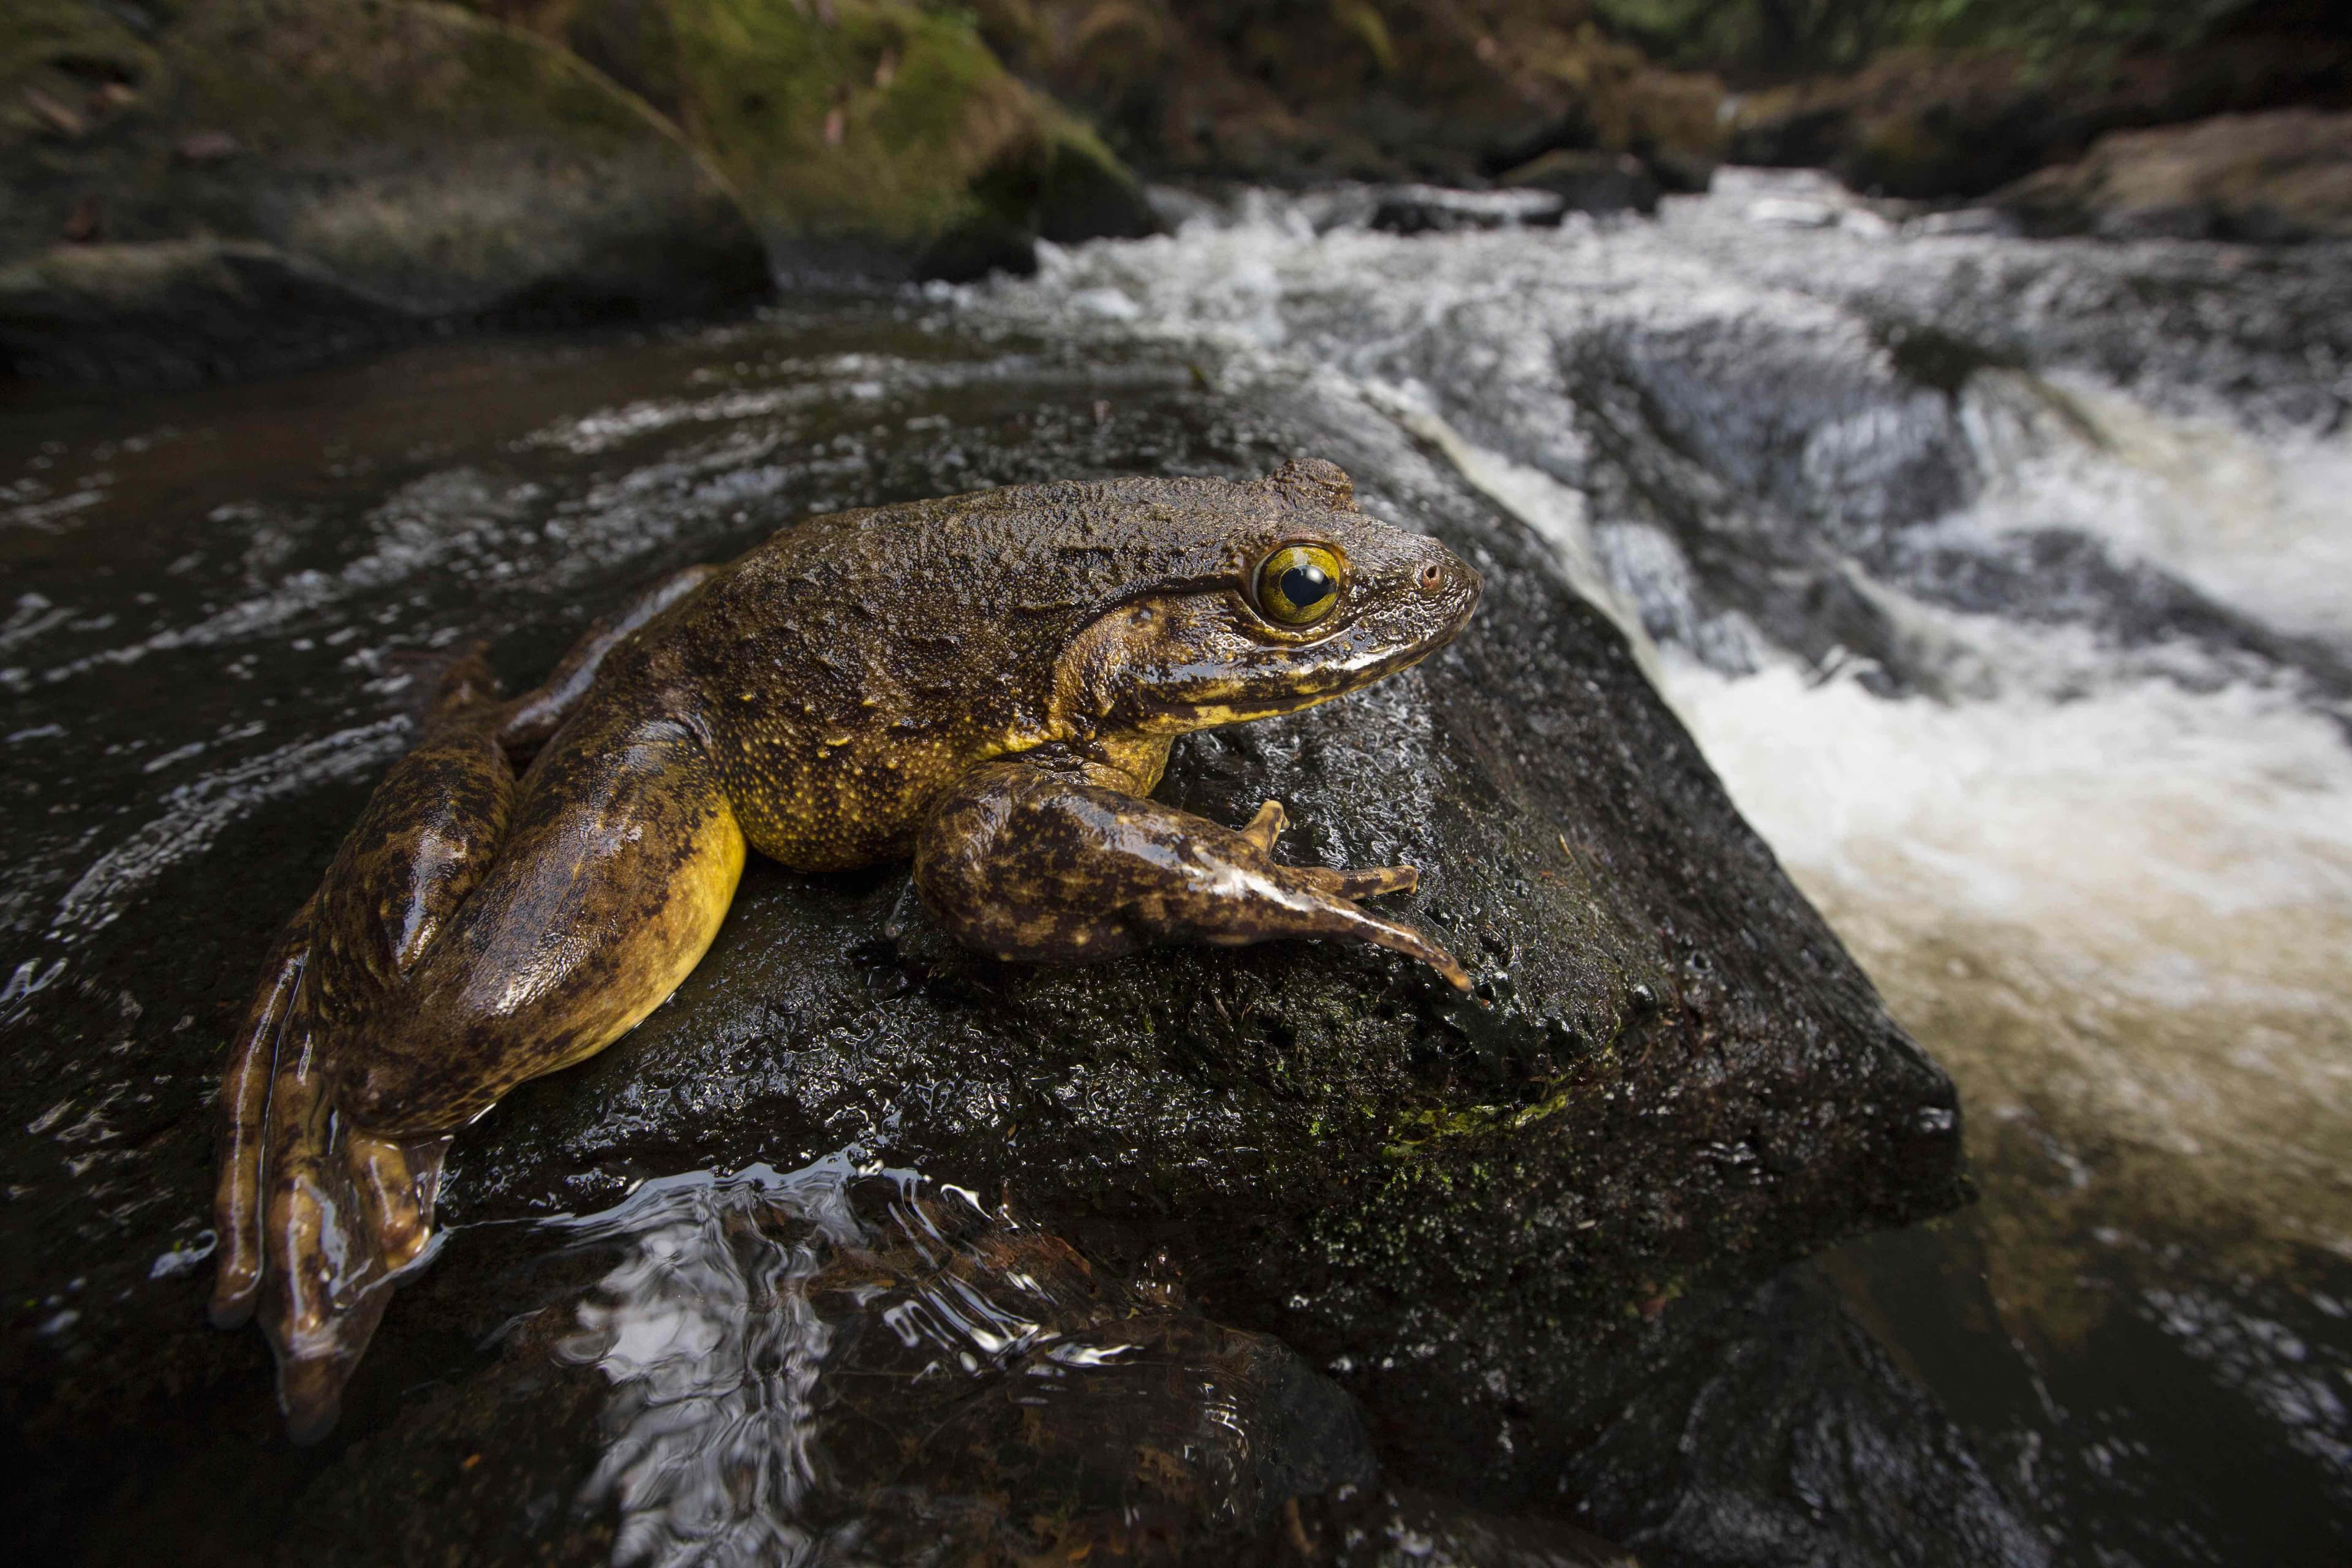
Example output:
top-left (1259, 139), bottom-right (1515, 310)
top-left (914, 763), bottom-right (1472, 991)
top-left (1237, 799), bottom-right (1422, 900)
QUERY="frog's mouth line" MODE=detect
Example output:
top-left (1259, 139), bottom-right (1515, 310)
top-left (1144, 587), bottom-right (1480, 730)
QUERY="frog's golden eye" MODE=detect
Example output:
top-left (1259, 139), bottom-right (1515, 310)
top-left (1254, 543), bottom-right (1346, 627)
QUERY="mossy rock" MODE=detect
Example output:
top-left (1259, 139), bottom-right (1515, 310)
top-left (0, 0), bottom-right (769, 384)
top-left (527, 0), bottom-right (1158, 277)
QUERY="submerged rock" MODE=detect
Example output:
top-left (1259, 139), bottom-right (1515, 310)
top-left (1996, 109), bottom-right (2352, 243)
top-left (0, 0), bottom-right (770, 386)
top-left (1567, 1267), bottom-right (2052, 1567)
top-left (270, 1161), bottom-right (1389, 1564)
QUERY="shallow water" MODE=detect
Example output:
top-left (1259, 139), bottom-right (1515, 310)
top-left (3, 174), bottom-right (2348, 1563)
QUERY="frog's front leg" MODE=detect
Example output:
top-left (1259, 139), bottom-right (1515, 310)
top-left (913, 759), bottom-right (1471, 990)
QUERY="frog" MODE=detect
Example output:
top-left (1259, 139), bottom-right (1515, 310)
top-left (208, 457), bottom-right (1482, 1440)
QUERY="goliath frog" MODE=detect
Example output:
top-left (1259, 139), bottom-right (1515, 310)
top-left (210, 458), bottom-right (1482, 1438)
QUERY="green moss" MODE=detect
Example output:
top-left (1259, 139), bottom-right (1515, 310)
top-left (641, 0), bottom-right (1038, 249)
top-left (522, 0), bottom-right (1153, 263)
top-left (1381, 1080), bottom-right (1580, 1159)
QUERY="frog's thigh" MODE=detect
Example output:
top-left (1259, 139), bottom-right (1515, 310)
top-left (340, 723), bottom-right (747, 1135)
top-left (913, 760), bottom-right (1469, 988)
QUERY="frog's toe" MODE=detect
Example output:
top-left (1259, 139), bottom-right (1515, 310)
top-left (1238, 799), bottom-right (1289, 854)
top-left (1327, 900), bottom-right (1474, 993)
top-left (349, 1131), bottom-right (450, 1273)
top-left (254, 1054), bottom-right (425, 1442)
top-left (260, 1163), bottom-right (405, 1445)
top-left (1291, 862), bottom-right (1418, 900)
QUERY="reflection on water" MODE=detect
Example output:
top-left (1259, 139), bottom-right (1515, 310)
top-left (533, 1155), bottom-right (1375, 1566)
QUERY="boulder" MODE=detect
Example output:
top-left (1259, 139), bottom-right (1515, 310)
top-left (416, 454), bottom-right (1969, 1507)
top-left (1995, 109), bottom-right (2352, 243)
top-left (0, 369), bottom-right (1967, 1552)
top-left (1727, 37), bottom-right (2352, 200)
top-left (482, 0), bottom-right (1158, 281)
top-left (0, 0), bottom-right (771, 386)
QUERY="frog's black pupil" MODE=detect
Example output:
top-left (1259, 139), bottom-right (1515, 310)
top-left (1281, 563), bottom-right (1333, 608)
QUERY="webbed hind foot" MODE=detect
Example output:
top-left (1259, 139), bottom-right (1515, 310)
top-left (254, 995), bottom-right (453, 1441)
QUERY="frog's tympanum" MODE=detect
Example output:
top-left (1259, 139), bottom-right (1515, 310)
top-left (209, 459), bottom-right (1482, 1438)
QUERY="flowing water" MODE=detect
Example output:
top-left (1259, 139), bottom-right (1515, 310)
top-left (2, 172), bottom-right (2348, 1563)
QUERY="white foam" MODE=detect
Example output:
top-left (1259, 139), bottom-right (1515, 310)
top-left (1964, 370), bottom-right (2352, 647)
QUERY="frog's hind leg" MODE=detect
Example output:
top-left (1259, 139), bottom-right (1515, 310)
top-left (228, 649), bottom-right (518, 1438)
top-left (496, 564), bottom-right (716, 763)
top-left (255, 710), bottom-right (744, 1439)
top-left (914, 761), bottom-right (1472, 990)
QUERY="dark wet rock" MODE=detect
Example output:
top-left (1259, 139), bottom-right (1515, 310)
top-left (270, 1161), bottom-right (1384, 1566)
top-left (1368, 184), bottom-right (1564, 234)
top-left (1995, 110), bottom-right (2352, 244)
top-left (413, 443), bottom-right (1969, 1510)
top-left (1564, 1266), bottom-right (2051, 1567)
top-left (1500, 149), bottom-right (1663, 216)
top-left (0, 0), bottom-right (770, 387)
top-left (1280, 1485), bottom-right (1638, 1567)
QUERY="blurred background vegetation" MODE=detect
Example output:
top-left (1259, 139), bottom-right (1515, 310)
top-left (1594, 0), bottom-right (2313, 76)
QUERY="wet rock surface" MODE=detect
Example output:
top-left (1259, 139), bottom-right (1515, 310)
top-left (428, 444), bottom-right (1966, 1511)
top-left (0, 295), bottom-right (1969, 1561)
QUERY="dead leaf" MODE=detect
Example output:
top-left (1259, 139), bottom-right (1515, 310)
top-left (24, 88), bottom-right (86, 139)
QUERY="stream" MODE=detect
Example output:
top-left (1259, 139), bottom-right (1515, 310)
top-left (3, 172), bottom-right (2348, 1564)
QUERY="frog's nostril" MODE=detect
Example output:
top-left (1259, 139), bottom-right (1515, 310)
top-left (1417, 562), bottom-right (1444, 593)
